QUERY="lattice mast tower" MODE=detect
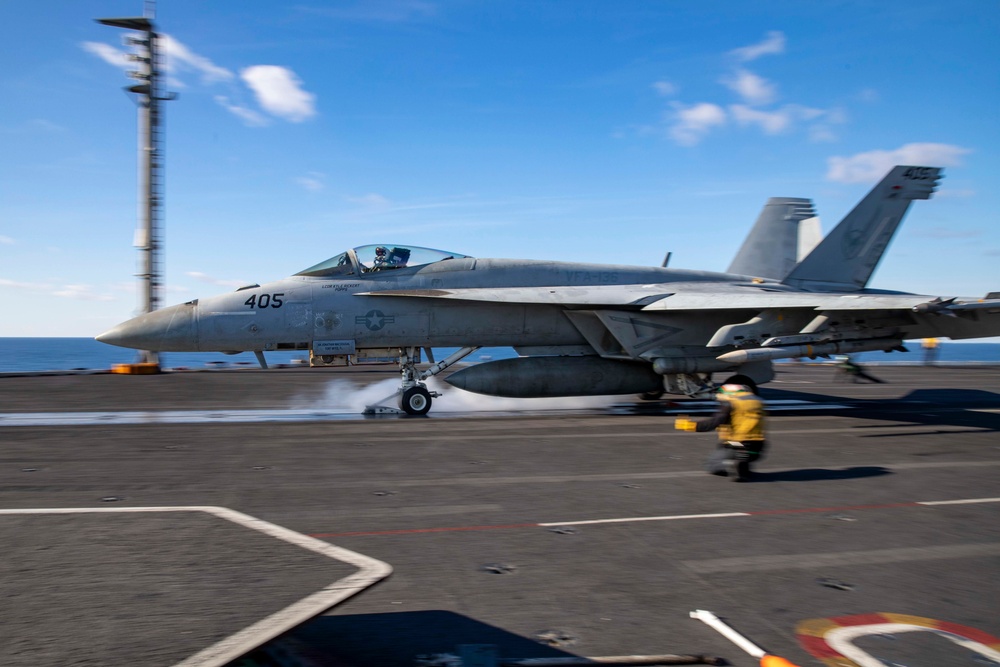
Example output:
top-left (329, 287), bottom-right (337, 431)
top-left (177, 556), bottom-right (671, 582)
top-left (98, 1), bottom-right (175, 366)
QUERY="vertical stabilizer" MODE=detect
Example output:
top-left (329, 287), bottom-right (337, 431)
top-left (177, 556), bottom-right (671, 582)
top-left (783, 166), bottom-right (942, 291)
top-left (727, 198), bottom-right (818, 280)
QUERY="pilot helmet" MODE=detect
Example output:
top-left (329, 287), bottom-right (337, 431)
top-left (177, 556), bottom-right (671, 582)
top-left (375, 246), bottom-right (387, 257)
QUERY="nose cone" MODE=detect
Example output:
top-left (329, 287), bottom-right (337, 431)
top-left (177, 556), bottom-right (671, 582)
top-left (96, 302), bottom-right (198, 351)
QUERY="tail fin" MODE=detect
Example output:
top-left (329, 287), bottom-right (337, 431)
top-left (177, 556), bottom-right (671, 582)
top-left (727, 198), bottom-right (819, 280)
top-left (782, 166), bottom-right (942, 291)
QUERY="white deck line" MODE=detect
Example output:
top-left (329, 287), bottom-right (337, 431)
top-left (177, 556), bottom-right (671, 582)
top-left (918, 497), bottom-right (1000, 506)
top-left (538, 512), bottom-right (749, 527)
top-left (0, 506), bottom-right (392, 667)
top-left (538, 496), bottom-right (1000, 528)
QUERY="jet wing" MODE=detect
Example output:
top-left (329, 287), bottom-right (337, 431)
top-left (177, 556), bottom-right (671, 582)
top-left (640, 291), bottom-right (938, 311)
top-left (644, 291), bottom-right (1000, 312)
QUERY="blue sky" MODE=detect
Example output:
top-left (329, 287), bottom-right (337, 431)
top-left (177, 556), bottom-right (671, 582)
top-left (1, 1), bottom-right (998, 337)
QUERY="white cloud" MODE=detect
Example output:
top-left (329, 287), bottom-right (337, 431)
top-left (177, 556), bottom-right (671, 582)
top-left (825, 108), bottom-right (848, 125)
top-left (295, 173), bottom-right (326, 192)
top-left (214, 95), bottom-right (269, 127)
top-left (729, 104), bottom-right (790, 134)
top-left (347, 193), bottom-right (392, 211)
top-left (52, 284), bottom-right (115, 301)
top-left (81, 41), bottom-right (128, 69)
top-left (0, 278), bottom-right (49, 289)
top-left (730, 31), bottom-right (786, 62)
top-left (730, 103), bottom-right (827, 135)
top-left (241, 66), bottom-right (317, 122)
top-left (721, 68), bottom-right (777, 105)
top-left (84, 37), bottom-right (316, 127)
top-left (0, 235), bottom-right (13, 245)
top-left (652, 80), bottom-right (678, 96)
top-left (827, 143), bottom-right (972, 183)
top-left (652, 32), bottom-right (851, 147)
top-left (807, 108), bottom-right (847, 143)
top-left (668, 102), bottom-right (727, 146)
top-left (83, 35), bottom-right (233, 86)
top-left (160, 34), bottom-right (233, 84)
top-left (808, 125), bottom-right (838, 143)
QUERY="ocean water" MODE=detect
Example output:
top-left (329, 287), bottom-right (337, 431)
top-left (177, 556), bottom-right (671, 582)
top-left (0, 338), bottom-right (997, 374)
top-left (0, 338), bottom-right (517, 373)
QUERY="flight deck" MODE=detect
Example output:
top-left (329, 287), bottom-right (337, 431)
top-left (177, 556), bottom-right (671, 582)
top-left (2, 364), bottom-right (999, 667)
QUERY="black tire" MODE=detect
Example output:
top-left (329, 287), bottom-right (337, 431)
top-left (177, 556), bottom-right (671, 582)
top-left (399, 386), bottom-right (432, 415)
top-left (723, 374), bottom-right (758, 395)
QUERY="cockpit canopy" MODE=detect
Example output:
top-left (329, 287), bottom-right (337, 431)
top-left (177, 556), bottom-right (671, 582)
top-left (295, 244), bottom-right (471, 278)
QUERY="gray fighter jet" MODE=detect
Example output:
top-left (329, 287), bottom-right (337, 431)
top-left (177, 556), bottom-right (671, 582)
top-left (97, 166), bottom-right (1000, 414)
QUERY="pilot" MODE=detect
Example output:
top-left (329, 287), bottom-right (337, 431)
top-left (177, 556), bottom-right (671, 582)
top-left (372, 246), bottom-right (388, 270)
top-left (674, 383), bottom-right (767, 482)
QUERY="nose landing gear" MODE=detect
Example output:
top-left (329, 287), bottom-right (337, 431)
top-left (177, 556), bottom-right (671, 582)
top-left (395, 347), bottom-right (438, 416)
top-left (363, 346), bottom-right (479, 416)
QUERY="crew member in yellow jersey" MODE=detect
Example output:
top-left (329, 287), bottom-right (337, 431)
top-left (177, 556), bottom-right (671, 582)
top-left (675, 383), bottom-right (767, 482)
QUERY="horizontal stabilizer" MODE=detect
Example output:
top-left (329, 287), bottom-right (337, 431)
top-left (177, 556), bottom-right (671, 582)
top-left (783, 166), bottom-right (941, 291)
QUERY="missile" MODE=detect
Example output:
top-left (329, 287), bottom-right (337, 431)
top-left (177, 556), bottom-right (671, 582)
top-left (716, 338), bottom-right (904, 364)
top-left (912, 297), bottom-right (957, 317)
top-left (445, 356), bottom-right (661, 398)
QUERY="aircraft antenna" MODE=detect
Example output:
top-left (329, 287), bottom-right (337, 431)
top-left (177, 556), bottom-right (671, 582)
top-left (97, 8), bottom-right (176, 368)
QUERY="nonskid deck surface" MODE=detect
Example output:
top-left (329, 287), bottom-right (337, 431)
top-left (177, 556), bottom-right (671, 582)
top-left (1, 365), bottom-right (999, 666)
top-left (0, 399), bottom-right (854, 427)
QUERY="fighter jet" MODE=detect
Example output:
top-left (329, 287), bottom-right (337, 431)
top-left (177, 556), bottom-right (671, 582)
top-left (97, 166), bottom-right (1000, 414)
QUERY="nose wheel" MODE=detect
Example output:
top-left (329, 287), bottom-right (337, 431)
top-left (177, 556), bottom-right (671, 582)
top-left (399, 385), bottom-right (432, 415)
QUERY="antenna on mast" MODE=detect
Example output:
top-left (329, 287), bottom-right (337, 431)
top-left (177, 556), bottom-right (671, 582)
top-left (97, 4), bottom-right (176, 369)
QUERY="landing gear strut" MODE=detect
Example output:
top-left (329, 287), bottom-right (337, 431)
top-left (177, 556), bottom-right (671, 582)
top-left (397, 347), bottom-right (434, 415)
top-left (364, 346), bottom-right (479, 415)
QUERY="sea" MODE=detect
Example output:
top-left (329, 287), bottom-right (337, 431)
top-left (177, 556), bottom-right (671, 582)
top-left (0, 338), bottom-right (998, 374)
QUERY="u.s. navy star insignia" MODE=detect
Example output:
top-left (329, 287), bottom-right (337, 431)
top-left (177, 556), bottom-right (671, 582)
top-left (356, 310), bottom-right (395, 331)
